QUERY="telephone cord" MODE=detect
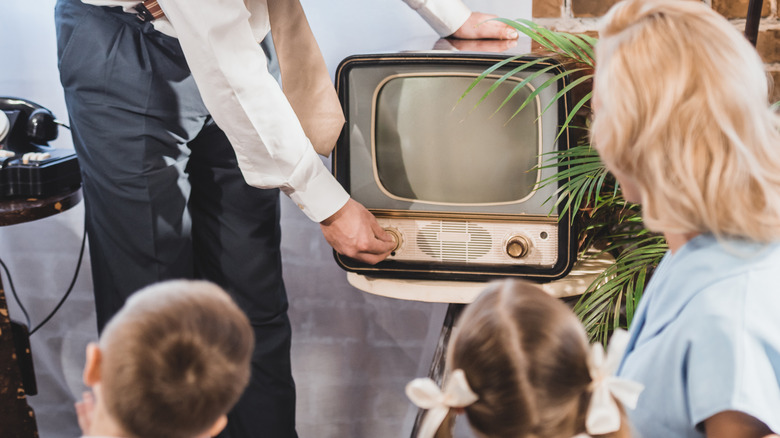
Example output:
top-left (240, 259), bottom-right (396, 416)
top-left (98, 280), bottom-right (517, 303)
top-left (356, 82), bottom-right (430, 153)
top-left (0, 217), bottom-right (87, 336)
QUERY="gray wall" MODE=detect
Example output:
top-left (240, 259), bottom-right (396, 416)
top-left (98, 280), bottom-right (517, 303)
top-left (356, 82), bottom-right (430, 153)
top-left (0, 1), bottom-right (529, 436)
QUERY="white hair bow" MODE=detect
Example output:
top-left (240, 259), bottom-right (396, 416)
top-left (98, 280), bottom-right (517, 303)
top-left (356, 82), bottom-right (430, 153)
top-left (584, 329), bottom-right (644, 435)
top-left (405, 369), bottom-right (479, 438)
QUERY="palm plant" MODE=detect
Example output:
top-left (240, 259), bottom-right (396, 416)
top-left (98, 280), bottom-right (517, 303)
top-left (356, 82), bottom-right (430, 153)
top-left (466, 19), bottom-right (668, 343)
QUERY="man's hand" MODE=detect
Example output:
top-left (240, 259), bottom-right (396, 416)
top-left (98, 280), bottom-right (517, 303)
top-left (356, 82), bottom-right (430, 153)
top-left (451, 12), bottom-right (519, 40)
top-left (320, 198), bottom-right (396, 265)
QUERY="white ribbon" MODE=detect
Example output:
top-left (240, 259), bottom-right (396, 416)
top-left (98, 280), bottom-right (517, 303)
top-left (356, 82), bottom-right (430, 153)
top-left (585, 329), bottom-right (644, 435)
top-left (405, 369), bottom-right (479, 438)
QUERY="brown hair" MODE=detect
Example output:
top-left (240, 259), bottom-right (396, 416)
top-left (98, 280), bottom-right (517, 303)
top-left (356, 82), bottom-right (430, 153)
top-left (98, 280), bottom-right (254, 438)
top-left (437, 280), bottom-right (630, 438)
top-left (591, 0), bottom-right (780, 242)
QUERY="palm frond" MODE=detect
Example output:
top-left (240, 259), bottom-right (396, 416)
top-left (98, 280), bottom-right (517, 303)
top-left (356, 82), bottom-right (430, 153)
top-left (485, 62), bottom-right (563, 114)
top-left (465, 19), bottom-right (595, 135)
top-left (508, 68), bottom-right (589, 121)
top-left (574, 236), bottom-right (667, 342)
top-left (496, 18), bottom-right (595, 67)
top-left (458, 54), bottom-right (526, 103)
top-left (467, 19), bottom-right (669, 342)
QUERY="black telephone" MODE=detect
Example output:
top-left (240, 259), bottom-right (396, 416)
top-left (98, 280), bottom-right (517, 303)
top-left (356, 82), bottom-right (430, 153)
top-left (0, 97), bottom-right (59, 150)
top-left (0, 97), bottom-right (81, 198)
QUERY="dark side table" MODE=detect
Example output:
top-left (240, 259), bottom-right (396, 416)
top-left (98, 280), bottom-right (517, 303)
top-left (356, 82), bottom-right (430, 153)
top-left (0, 188), bottom-right (82, 438)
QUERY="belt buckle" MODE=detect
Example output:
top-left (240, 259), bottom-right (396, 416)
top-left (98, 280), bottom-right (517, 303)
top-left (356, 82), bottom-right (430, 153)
top-left (134, 3), bottom-right (154, 22)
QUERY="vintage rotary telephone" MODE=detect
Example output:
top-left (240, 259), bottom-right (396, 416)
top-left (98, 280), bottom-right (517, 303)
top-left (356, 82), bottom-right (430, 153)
top-left (0, 97), bottom-right (81, 198)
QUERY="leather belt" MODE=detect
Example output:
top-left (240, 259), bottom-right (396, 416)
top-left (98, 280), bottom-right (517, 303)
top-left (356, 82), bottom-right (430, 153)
top-left (134, 0), bottom-right (164, 22)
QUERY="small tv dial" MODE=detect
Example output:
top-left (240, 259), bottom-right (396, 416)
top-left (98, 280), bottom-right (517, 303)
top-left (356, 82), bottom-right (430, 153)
top-left (383, 227), bottom-right (402, 252)
top-left (506, 235), bottom-right (531, 259)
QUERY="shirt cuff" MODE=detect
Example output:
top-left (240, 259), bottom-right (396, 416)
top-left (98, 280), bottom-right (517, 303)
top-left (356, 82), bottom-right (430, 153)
top-left (283, 146), bottom-right (350, 222)
top-left (409, 0), bottom-right (471, 37)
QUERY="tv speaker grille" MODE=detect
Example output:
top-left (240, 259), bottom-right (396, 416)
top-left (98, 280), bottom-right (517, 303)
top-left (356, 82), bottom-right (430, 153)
top-left (417, 221), bottom-right (492, 262)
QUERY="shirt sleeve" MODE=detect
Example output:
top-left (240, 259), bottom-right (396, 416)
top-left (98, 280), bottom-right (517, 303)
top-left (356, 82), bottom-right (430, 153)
top-left (402, 0), bottom-right (471, 37)
top-left (684, 292), bottom-right (780, 433)
top-left (156, 0), bottom-right (349, 223)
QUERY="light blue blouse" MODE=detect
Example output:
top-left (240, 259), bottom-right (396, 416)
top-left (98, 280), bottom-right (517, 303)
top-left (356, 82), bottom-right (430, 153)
top-left (617, 234), bottom-right (780, 438)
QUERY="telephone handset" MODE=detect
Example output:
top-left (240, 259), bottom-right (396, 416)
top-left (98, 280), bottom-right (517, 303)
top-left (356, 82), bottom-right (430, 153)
top-left (0, 97), bottom-right (60, 152)
top-left (0, 96), bottom-right (80, 198)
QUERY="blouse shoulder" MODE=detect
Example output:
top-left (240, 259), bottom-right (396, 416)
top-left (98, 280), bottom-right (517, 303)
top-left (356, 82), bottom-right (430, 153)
top-left (675, 243), bottom-right (780, 432)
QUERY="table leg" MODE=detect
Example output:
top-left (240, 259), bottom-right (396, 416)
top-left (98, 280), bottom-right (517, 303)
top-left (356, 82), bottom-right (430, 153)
top-left (0, 276), bottom-right (38, 438)
top-left (410, 303), bottom-right (465, 438)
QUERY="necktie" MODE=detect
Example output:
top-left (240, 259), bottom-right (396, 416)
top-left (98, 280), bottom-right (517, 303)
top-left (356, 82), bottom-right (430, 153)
top-left (138, 0), bottom-right (345, 156)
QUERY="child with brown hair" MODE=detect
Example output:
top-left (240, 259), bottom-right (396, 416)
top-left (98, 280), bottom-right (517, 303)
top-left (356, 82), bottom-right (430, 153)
top-left (74, 279), bottom-right (254, 438)
top-left (406, 279), bottom-right (642, 438)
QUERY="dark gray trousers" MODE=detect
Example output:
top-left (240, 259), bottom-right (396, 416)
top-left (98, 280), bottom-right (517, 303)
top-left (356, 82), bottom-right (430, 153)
top-left (54, 1), bottom-right (296, 436)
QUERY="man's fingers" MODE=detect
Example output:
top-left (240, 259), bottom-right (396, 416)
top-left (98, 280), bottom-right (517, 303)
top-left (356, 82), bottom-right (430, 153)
top-left (370, 219), bottom-right (394, 243)
top-left (351, 240), bottom-right (394, 264)
top-left (448, 38), bottom-right (517, 52)
top-left (363, 234), bottom-right (396, 256)
top-left (345, 230), bottom-right (395, 265)
top-left (478, 21), bottom-right (519, 40)
top-left (350, 252), bottom-right (387, 265)
top-left (453, 12), bottom-right (519, 40)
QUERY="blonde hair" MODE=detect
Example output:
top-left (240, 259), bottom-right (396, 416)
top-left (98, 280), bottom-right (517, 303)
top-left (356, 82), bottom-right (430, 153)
top-left (436, 280), bottom-right (630, 438)
top-left (99, 280), bottom-right (254, 438)
top-left (591, 0), bottom-right (780, 242)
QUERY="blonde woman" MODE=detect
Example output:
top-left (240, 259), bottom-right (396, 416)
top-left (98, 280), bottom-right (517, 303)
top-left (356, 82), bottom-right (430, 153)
top-left (591, 0), bottom-right (780, 437)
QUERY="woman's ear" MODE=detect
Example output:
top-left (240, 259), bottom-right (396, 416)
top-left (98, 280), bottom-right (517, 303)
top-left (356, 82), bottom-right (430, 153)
top-left (206, 415), bottom-right (228, 437)
top-left (83, 342), bottom-right (102, 387)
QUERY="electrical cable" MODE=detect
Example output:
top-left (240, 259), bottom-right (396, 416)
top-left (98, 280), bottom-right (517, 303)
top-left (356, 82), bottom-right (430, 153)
top-left (1, 218), bottom-right (86, 336)
top-left (29, 219), bottom-right (87, 336)
top-left (0, 256), bottom-right (31, 330)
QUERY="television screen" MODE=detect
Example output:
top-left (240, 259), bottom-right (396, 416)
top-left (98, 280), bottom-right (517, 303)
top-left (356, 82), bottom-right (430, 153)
top-left (374, 75), bottom-right (539, 205)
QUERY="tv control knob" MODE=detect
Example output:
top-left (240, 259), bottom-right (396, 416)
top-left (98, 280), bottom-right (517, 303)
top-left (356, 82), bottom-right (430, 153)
top-left (506, 235), bottom-right (531, 259)
top-left (384, 227), bottom-right (402, 252)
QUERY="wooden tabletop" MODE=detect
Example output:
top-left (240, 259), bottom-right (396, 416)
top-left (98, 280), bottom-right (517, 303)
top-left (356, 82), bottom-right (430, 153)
top-left (0, 188), bottom-right (82, 226)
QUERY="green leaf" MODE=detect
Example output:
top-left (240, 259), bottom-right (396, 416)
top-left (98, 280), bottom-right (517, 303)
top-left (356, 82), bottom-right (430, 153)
top-left (578, 33), bottom-right (599, 46)
top-left (555, 90), bottom-right (592, 141)
top-left (499, 18), bottom-right (596, 66)
top-left (459, 55), bottom-right (525, 104)
top-left (490, 63), bottom-right (563, 114)
top-left (508, 68), bottom-right (586, 121)
top-left (495, 18), bottom-right (558, 52)
top-left (541, 73), bottom-right (593, 118)
top-left (558, 32), bottom-right (596, 65)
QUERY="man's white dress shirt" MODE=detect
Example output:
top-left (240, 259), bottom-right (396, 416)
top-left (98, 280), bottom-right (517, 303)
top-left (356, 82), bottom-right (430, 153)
top-left (79, 0), bottom-right (471, 222)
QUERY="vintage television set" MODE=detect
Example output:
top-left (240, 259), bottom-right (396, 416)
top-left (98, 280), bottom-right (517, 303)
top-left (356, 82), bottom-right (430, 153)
top-left (332, 50), bottom-right (577, 282)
